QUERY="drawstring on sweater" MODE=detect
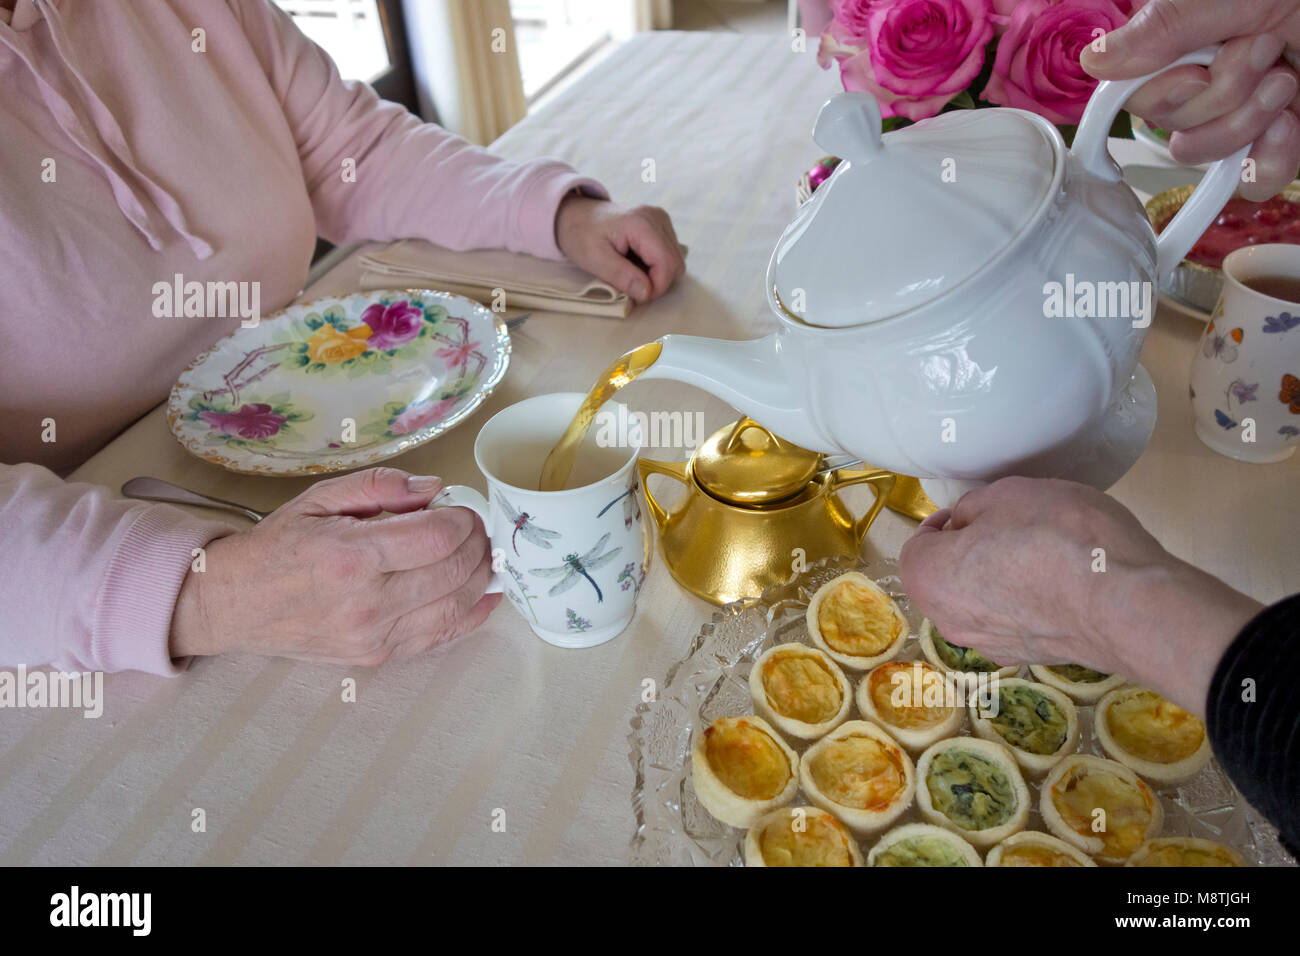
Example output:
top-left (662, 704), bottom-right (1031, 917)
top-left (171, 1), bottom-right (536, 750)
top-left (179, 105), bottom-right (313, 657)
top-left (0, 0), bottom-right (213, 259)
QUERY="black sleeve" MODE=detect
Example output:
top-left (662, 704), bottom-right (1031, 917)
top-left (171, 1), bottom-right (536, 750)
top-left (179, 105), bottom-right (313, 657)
top-left (1205, 593), bottom-right (1300, 859)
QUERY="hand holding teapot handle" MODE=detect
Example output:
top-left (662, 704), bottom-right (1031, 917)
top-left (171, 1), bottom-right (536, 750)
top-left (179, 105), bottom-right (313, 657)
top-left (1072, 46), bottom-right (1252, 284)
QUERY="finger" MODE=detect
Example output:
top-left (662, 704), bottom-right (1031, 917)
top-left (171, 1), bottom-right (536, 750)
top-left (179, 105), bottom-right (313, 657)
top-left (1081, 0), bottom-right (1274, 80)
top-left (1147, 36), bottom-right (1289, 130)
top-left (1241, 107), bottom-right (1300, 199)
top-left (917, 507), bottom-right (952, 532)
top-left (1122, 64), bottom-right (1209, 125)
top-left (389, 553), bottom-right (498, 651)
top-left (354, 504), bottom-right (477, 572)
top-left (291, 467), bottom-right (443, 518)
top-left (622, 213), bottom-right (685, 299)
top-left (1169, 67), bottom-right (1299, 163)
top-left (377, 520), bottom-right (488, 612)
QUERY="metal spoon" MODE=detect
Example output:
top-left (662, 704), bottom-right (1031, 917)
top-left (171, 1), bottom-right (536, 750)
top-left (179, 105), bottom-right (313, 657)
top-left (121, 477), bottom-right (267, 522)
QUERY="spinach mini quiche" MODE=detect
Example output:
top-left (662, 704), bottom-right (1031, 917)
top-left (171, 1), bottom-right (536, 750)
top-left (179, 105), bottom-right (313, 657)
top-left (868, 822), bottom-right (983, 867)
top-left (743, 806), bottom-right (863, 867)
top-left (920, 619), bottom-right (1019, 679)
top-left (691, 715), bottom-right (799, 828)
top-left (1029, 663), bottom-right (1125, 703)
top-left (916, 737), bottom-right (1030, 848)
top-left (970, 678), bottom-right (1079, 776)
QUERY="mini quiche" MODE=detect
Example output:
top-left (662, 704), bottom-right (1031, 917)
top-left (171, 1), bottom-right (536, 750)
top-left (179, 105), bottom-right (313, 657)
top-left (970, 678), bottom-right (1079, 776)
top-left (743, 806), bottom-right (864, 867)
top-left (1095, 686), bottom-right (1211, 785)
top-left (1041, 754), bottom-right (1164, 864)
top-left (1126, 837), bottom-right (1247, 868)
top-left (986, 830), bottom-right (1097, 867)
top-left (799, 720), bottom-right (915, 836)
top-left (856, 660), bottom-right (963, 752)
top-left (691, 715), bottom-right (799, 828)
top-left (920, 619), bottom-right (1018, 680)
top-left (805, 572), bottom-right (908, 670)
top-left (749, 643), bottom-right (852, 740)
top-left (868, 823), bottom-right (983, 867)
top-left (916, 737), bottom-right (1030, 848)
top-left (1029, 663), bottom-right (1125, 704)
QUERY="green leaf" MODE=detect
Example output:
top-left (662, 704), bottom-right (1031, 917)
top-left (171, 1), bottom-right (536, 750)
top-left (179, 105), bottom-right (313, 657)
top-left (306, 362), bottom-right (326, 373)
top-left (304, 315), bottom-right (323, 330)
top-left (947, 91), bottom-right (975, 111)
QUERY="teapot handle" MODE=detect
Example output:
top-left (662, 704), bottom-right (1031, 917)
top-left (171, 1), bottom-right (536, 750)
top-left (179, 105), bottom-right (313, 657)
top-left (1071, 45), bottom-right (1252, 283)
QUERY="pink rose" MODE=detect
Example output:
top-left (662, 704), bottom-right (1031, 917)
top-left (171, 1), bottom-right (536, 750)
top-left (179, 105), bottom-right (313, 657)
top-left (199, 403), bottom-right (286, 440)
top-left (818, 0), bottom-right (995, 121)
top-left (361, 300), bottom-right (423, 351)
top-left (991, 0), bottom-right (1131, 20)
top-left (983, 0), bottom-right (1130, 124)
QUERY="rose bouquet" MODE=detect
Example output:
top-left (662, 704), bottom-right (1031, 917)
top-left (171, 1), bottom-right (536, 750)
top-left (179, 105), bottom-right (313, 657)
top-left (810, 0), bottom-right (1136, 140)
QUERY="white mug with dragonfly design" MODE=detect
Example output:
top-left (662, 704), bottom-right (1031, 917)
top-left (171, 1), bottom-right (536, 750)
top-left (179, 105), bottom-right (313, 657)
top-left (431, 392), bottom-right (651, 647)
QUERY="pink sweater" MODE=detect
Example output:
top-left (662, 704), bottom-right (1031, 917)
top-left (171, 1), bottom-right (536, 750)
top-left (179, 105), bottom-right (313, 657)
top-left (0, 0), bottom-right (603, 675)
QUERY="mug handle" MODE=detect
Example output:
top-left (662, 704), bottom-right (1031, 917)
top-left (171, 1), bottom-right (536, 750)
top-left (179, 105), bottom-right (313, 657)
top-left (427, 485), bottom-right (504, 595)
top-left (1071, 45), bottom-right (1253, 283)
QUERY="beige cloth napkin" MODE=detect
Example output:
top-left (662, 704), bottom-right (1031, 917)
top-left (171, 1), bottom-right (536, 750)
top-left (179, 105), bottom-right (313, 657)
top-left (358, 239), bottom-right (633, 318)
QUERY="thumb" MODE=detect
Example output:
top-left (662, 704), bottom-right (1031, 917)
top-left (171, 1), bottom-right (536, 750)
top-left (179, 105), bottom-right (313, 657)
top-left (291, 467), bottom-right (443, 518)
top-left (1081, 0), bottom-right (1234, 80)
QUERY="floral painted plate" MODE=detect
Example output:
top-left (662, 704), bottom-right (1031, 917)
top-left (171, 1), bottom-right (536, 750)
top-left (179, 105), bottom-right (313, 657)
top-left (167, 289), bottom-right (509, 476)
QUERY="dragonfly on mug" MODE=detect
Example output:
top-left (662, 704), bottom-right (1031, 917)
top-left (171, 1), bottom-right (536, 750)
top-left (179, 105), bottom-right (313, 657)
top-left (528, 533), bottom-right (622, 603)
top-left (494, 492), bottom-right (561, 555)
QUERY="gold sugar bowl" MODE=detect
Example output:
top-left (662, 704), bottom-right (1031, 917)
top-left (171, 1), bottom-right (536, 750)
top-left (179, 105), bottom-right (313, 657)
top-left (637, 417), bottom-right (896, 605)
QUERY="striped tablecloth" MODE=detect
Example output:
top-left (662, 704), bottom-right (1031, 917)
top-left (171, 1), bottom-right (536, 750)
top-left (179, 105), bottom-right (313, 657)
top-left (2, 32), bottom-right (1296, 866)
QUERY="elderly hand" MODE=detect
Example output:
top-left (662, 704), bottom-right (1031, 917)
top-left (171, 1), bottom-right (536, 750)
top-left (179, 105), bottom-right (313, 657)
top-left (1082, 0), bottom-right (1300, 201)
top-left (170, 467), bottom-right (501, 667)
top-left (899, 477), bottom-right (1262, 716)
top-left (555, 195), bottom-right (686, 305)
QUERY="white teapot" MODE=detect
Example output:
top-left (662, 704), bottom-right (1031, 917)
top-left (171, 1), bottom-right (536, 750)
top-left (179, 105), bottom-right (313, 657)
top-left (640, 49), bottom-right (1251, 505)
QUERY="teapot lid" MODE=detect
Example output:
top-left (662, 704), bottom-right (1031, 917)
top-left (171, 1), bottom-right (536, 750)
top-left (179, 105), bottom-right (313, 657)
top-left (770, 93), bottom-right (1059, 328)
top-left (692, 418), bottom-right (820, 506)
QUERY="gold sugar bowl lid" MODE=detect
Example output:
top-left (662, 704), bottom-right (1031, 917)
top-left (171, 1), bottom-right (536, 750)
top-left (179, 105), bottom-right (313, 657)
top-left (690, 418), bottom-right (823, 507)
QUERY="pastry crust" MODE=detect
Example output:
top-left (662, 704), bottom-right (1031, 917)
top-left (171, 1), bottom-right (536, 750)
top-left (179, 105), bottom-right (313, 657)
top-left (750, 642), bottom-right (852, 741)
top-left (916, 737), bottom-right (1030, 848)
top-left (1095, 686), bottom-right (1212, 785)
top-left (1029, 663), bottom-right (1125, 704)
top-left (691, 715), bottom-right (799, 828)
top-left (985, 830), bottom-right (1097, 867)
top-left (856, 659), bottom-right (963, 753)
top-left (1126, 837), bottom-right (1247, 867)
top-left (867, 822), bottom-right (983, 867)
top-left (799, 720), bottom-right (915, 836)
top-left (920, 619), bottom-right (1019, 680)
top-left (805, 572), bottom-right (909, 670)
top-left (1041, 754), bottom-right (1164, 863)
top-left (743, 806), bottom-right (864, 867)
top-left (970, 677), bottom-right (1079, 776)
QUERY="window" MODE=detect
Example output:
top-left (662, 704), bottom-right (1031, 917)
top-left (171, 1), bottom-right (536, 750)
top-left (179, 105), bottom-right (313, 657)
top-left (273, 0), bottom-right (392, 82)
top-left (510, 0), bottom-right (620, 102)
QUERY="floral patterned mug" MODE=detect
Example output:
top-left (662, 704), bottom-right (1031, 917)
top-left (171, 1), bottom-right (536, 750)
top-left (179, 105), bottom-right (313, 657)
top-left (1190, 244), bottom-right (1300, 463)
top-left (432, 393), bottom-right (651, 648)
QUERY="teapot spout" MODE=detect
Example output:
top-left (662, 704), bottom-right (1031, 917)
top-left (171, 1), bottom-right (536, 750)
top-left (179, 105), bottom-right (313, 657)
top-left (639, 333), bottom-right (834, 453)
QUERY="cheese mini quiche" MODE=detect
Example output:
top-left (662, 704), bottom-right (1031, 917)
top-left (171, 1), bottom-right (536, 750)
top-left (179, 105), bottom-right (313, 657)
top-left (799, 720), bottom-right (915, 836)
top-left (1029, 663), bottom-right (1125, 704)
top-left (1041, 755), bottom-right (1163, 863)
top-left (986, 831), bottom-right (1096, 867)
top-left (1095, 686), bottom-right (1211, 785)
top-left (868, 823), bottom-right (983, 867)
top-left (856, 660), bottom-right (963, 752)
top-left (806, 572), bottom-right (908, 670)
top-left (691, 715), bottom-right (799, 828)
top-left (916, 737), bottom-right (1030, 848)
top-left (970, 678), bottom-right (1078, 776)
top-left (743, 806), bottom-right (864, 867)
top-left (920, 619), bottom-right (1018, 679)
top-left (749, 643), bottom-right (852, 740)
top-left (1126, 838), bottom-right (1247, 867)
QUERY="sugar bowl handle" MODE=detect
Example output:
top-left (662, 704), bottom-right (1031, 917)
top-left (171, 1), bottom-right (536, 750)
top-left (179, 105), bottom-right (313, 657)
top-left (826, 468), bottom-right (896, 544)
top-left (636, 458), bottom-right (690, 530)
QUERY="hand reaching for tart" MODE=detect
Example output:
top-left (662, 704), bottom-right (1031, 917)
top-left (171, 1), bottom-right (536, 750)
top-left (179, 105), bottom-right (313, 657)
top-left (898, 478), bottom-right (1263, 718)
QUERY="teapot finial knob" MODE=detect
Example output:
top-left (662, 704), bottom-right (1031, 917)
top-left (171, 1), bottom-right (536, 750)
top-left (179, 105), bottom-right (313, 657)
top-left (812, 92), bottom-right (883, 163)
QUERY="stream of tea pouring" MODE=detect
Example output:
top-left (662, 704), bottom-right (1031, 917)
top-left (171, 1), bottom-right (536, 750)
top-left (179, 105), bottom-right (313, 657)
top-left (538, 341), bottom-right (663, 491)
